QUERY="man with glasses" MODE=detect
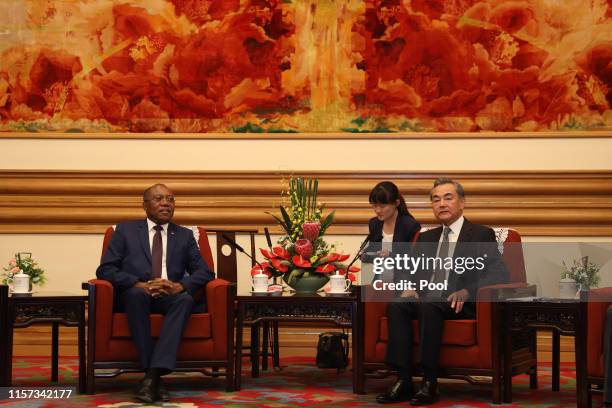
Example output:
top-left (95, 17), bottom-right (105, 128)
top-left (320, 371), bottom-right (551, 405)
top-left (97, 183), bottom-right (214, 403)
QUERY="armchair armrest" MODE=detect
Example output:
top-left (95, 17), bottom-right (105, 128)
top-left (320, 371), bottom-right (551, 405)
top-left (477, 283), bottom-right (536, 302)
top-left (82, 279), bottom-right (115, 345)
top-left (206, 278), bottom-right (236, 359)
top-left (362, 284), bottom-right (392, 361)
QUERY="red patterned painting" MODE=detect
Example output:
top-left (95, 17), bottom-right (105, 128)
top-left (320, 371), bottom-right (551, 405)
top-left (0, 0), bottom-right (610, 133)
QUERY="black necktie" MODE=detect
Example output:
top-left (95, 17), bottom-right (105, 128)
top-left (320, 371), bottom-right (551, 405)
top-left (151, 225), bottom-right (163, 279)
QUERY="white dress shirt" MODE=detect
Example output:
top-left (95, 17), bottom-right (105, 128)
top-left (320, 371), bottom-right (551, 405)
top-left (147, 218), bottom-right (168, 280)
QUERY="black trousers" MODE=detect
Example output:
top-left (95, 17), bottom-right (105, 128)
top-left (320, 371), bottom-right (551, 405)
top-left (118, 287), bottom-right (194, 371)
top-left (605, 305), bottom-right (612, 404)
top-left (385, 300), bottom-right (475, 382)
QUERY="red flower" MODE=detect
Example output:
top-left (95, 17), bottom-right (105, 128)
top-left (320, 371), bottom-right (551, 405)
top-left (251, 262), bottom-right (271, 277)
top-left (260, 248), bottom-right (274, 259)
top-left (321, 253), bottom-right (338, 263)
top-left (294, 239), bottom-right (313, 258)
top-left (292, 255), bottom-right (311, 268)
top-left (348, 273), bottom-right (357, 282)
top-left (338, 266), bottom-right (360, 275)
top-left (315, 264), bottom-right (336, 274)
top-left (272, 246), bottom-right (290, 259)
top-left (271, 258), bottom-right (289, 273)
top-left (337, 253), bottom-right (350, 262)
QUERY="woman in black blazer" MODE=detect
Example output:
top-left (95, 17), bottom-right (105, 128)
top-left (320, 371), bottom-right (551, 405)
top-left (363, 181), bottom-right (421, 263)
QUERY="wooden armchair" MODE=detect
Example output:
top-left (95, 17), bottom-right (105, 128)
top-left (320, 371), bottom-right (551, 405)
top-left (82, 226), bottom-right (236, 394)
top-left (581, 287), bottom-right (612, 407)
top-left (361, 228), bottom-right (536, 403)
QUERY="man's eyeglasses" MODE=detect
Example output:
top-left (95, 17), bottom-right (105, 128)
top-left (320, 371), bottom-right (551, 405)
top-left (144, 195), bottom-right (176, 203)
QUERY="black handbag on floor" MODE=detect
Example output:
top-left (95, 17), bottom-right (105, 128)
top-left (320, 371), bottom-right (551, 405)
top-left (316, 331), bottom-right (349, 370)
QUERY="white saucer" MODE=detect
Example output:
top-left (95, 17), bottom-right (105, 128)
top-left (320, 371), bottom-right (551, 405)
top-left (10, 290), bottom-right (33, 295)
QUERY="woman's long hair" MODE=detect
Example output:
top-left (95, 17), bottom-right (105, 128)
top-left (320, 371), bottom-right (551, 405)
top-left (368, 181), bottom-right (409, 216)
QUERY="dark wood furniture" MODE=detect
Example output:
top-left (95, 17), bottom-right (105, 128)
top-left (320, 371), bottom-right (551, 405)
top-left (234, 285), bottom-right (365, 394)
top-left (0, 285), bottom-right (87, 393)
top-left (503, 297), bottom-right (587, 406)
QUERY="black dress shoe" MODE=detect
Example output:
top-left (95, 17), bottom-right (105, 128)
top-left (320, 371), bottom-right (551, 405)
top-left (410, 380), bottom-right (438, 406)
top-left (135, 376), bottom-right (159, 403)
top-left (376, 379), bottom-right (414, 404)
top-left (158, 379), bottom-right (170, 402)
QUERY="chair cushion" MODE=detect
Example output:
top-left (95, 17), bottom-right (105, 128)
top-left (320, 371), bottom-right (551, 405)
top-left (111, 312), bottom-right (211, 339)
top-left (379, 318), bottom-right (477, 346)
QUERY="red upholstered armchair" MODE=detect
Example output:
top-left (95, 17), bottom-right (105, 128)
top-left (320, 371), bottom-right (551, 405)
top-left (362, 228), bottom-right (536, 403)
top-left (581, 287), bottom-right (612, 407)
top-left (82, 226), bottom-right (236, 394)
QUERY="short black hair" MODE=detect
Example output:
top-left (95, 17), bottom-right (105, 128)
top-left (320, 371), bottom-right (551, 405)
top-left (430, 178), bottom-right (465, 200)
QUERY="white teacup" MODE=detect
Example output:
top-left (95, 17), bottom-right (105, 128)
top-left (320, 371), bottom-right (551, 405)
top-left (329, 274), bottom-right (351, 293)
top-left (12, 272), bottom-right (30, 293)
top-left (252, 273), bottom-right (269, 292)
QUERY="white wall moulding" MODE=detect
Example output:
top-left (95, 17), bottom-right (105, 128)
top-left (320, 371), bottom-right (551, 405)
top-left (0, 170), bottom-right (611, 236)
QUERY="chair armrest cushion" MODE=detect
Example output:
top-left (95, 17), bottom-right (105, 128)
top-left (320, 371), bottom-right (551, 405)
top-left (206, 278), bottom-right (235, 359)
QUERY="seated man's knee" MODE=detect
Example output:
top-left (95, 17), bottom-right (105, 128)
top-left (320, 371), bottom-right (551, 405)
top-left (607, 305), bottom-right (612, 321)
top-left (123, 286), bottom-right (150, 301)
top-left (419, 302), bottom-right (444, 316)
top-left (175, 291), bottom-right (194, 307)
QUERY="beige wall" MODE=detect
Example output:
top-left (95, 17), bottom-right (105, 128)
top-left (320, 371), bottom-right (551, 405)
top-left (0, 137), bottom-right (611, 170)
top-left (0, 136), bottom-right (611, 293)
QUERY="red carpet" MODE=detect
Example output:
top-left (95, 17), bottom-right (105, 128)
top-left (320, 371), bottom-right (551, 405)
top-left (0, 356), bottom-right (599, 407)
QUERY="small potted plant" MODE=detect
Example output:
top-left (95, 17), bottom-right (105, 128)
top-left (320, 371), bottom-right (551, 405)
top-left (2, 252), bottom-right (46, 291)
top-left (561, 255), bottom-right (600, 291)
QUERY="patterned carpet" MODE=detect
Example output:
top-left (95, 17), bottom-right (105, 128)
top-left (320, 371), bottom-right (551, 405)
top-left (0, 356), bottom-right (598, 407)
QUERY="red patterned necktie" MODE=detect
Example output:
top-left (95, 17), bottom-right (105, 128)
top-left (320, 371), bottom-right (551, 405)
top-left (151, 225), bottom-right (163, 279)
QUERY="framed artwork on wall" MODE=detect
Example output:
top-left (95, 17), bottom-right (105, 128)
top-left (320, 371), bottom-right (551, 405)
top-left (0, 0), bottom-right (610, 137)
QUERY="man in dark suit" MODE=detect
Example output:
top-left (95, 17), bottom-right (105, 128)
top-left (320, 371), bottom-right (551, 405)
top-left (97, 183), bottom-right (214, 403)
top-left (376, 178), bottom-right (508, 405)
top-left (605, 305), bottom-right (612, 408)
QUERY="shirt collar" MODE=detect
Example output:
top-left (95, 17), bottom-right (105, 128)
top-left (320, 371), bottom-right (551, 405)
top-left (445, 215), bottom-right (464, 236)
top-left (147, 218), bottom-right (168, 232)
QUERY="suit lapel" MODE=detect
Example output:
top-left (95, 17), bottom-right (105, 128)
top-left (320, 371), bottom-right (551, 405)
top-left (138, 220), bottom-right (152, 263)
top-left (392, 216), bottom-right (403, 243)
top-left (166, 223), bottom-right (177, 269)
top-left (448, 218), bottom-right (472, 290)
top-left (371, 219), bottom-right (383, 242)
top-left (455, 218), bottom-right (473, 257)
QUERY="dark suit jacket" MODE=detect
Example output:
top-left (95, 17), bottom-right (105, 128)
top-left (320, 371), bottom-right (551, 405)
top-left (96, 220), bottom-right (214, 300)
top-left (362, 213), bottom-right (421, 263)
top-left (412, 218), bottom-right (508, 305)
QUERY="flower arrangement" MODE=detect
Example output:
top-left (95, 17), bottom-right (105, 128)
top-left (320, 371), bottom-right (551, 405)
top-left (252, 177), bottom-right (359, 288)
top-left (2, 252), bottom-right (46, 287)
top-left (561, 256), bottom-right (600, 289)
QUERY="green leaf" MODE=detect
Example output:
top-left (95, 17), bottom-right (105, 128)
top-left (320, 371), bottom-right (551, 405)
top-left (267, 213), bottom-right (291, 236)
top-left (313, 179), bottom-right (318, 216)
top-left (320, 210), bottom-right (335, 235)
top-left (279, 206), bottom-right (293, 234)
top-left (285, 269), bottom-right (304, 285)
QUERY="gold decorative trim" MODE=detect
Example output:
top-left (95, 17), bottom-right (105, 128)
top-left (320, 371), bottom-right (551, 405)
top-left (1, 170), bottom-right (611, 235)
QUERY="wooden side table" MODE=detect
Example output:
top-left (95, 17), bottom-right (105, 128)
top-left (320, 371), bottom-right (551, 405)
top-left (234, 285), bottom-right (364, 394)
top-left (503, 298), bottom-right (587, 407)
top-left (0, 286), bottom-right (87, 393)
